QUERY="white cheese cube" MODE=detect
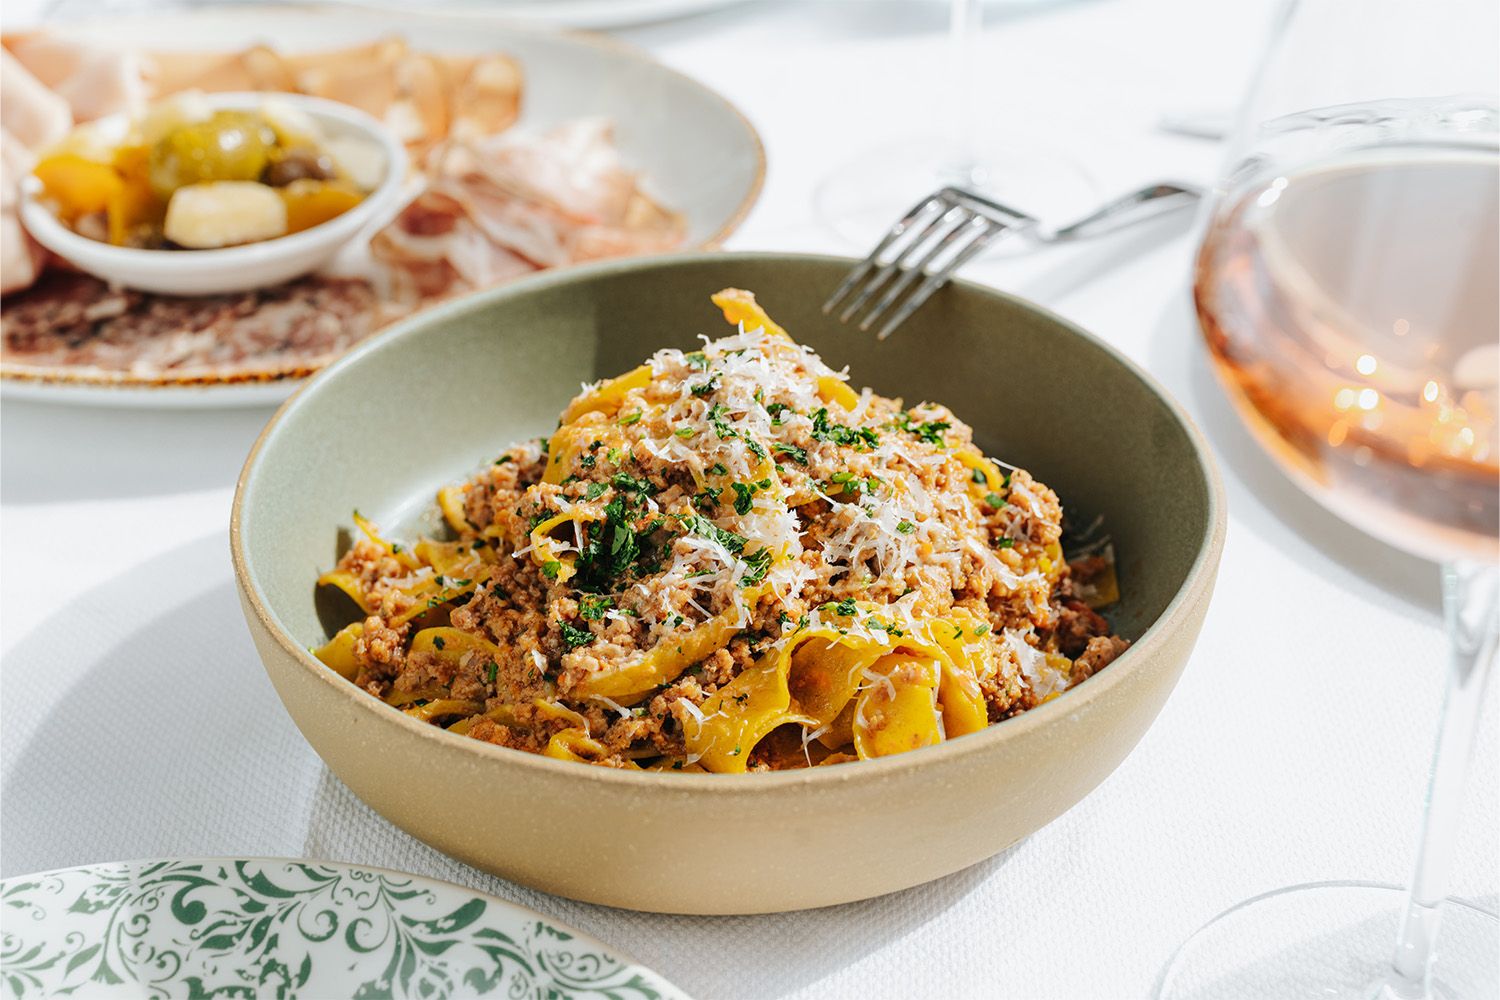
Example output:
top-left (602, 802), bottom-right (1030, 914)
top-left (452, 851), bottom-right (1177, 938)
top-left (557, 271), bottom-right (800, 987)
top-left (164, 181), bottom-right (287, 249)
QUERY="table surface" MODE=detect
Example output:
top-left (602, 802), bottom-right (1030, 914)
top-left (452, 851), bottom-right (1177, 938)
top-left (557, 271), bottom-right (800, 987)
top-left (2, 2), bottom-right (1495, 999)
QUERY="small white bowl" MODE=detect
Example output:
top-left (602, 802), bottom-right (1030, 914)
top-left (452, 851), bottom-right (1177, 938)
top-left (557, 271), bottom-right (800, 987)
top-left (19, 92), bottom-right (409, 297)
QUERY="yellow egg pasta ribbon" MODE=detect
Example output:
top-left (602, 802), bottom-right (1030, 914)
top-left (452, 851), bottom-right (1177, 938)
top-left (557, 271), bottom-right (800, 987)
top-left (527, 510), bottom-right (602, 584)
top-left (711, 288), bottom-right (790, 341)
top-left (681, 606), bottom-right (1000, 771)
top-left (313, 622), bottom-right (364, 680)
top-left (852, 653), bottom-right (944, 757)
top-left (710, 288), bottom-right (859, 412)
top-left (560, 365), bottom-right (652, 426)
top-left (954, 449), bottom-right (1007, 498)
top-left (684, 650), bottom-right (819, 774)
top-left (572, 613), bottom-right (740, 700)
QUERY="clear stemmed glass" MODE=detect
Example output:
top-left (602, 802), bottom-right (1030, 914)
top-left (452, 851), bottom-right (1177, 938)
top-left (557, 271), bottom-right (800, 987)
top-left (813, 0), bottom-right (1099, 249)
top-left (1158, 0), bottom-right (1499, 997)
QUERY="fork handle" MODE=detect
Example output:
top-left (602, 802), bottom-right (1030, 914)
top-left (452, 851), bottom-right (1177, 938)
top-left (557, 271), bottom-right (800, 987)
top-left (1042, 182), bottom-right (1203, 243)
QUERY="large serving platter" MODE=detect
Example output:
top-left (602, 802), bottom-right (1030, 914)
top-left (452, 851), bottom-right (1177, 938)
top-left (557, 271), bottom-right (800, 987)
top-left (0, 4), bottom-right (764, 408)
top-left (0, 857), bottom-right (691, 998)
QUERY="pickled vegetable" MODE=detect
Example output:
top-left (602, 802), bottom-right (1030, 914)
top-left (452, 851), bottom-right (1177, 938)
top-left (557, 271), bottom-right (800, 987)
top-left (164, 181), bottom-right (287, 248)
top-left (32, 154), bottom-right (123, 222)
top-left (278, 178), bottom-right (363, 234)
top-left (107, 145), bottom-right (166, 247)
top-left (35, 96), bottom-right (371, 252)
top-left (148, 111), bottom-right (277, 200)
top-left (264, 147), bottom-right (337, 187)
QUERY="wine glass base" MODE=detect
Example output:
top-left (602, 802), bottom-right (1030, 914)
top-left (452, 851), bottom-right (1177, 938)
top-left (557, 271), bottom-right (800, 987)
top-left (813, 136), bottom-right (1100, 251)
top-left (1156, 882), bottom-right (1499, 1000)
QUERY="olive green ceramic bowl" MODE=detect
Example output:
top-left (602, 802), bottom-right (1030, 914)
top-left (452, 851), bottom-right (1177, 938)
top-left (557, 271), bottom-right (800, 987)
top-left (232, 252), bottom-right (1225, 914)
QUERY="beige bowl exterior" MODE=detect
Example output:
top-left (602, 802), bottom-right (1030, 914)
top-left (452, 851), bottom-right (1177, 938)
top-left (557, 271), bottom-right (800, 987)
top-left (232, 253), bottom-right (1225, 915)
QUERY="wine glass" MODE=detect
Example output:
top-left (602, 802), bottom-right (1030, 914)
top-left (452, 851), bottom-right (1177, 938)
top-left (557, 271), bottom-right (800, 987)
top-left (1158, 1), bottom-right (1499, 997)
top-left (813, 0), bottom-right (1099, 249)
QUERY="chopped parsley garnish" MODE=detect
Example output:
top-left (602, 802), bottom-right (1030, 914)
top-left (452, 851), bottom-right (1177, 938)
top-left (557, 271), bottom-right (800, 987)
top-left (542, 560), bottom-right (562, 579)
top-left (611, 473), bottom-right (654, 494)
top-left (675, 427), bottom-right (695, 439)
top-left (432, 636), bottom-right (446, 650)
top-left (708, 462), bottom-right (728, 476)
top-left (997, 538), bottom-right (1014, 549)
top-left (896, 520), bottom-right (915, 534)
top-left (739, 547), bottom-right (773, 585)
top-left (731, 482), bottom-right (755, 515)
top-left (572, 498), bottom-right (643, 591)
top-left (559, 620), bottom-right (593, 650)
top-left (811, 407), bottom-right (879, 449)
top-left (495, 455), bottom-right (515, 466)
top-left (678, 514), bottom-right (748, 555)
top-left (684, 351), bottom-right (710, 370)
top-left (830, 597), bottom-right (859, 617)
top-left (579, 594), bottom-right (613, 620)
top-left (709, 403), bottom-right (734, 439)
top-left (973, 623), bottom-right (990, 636)
top-left (898, 410), bottom-right (951, 446)
top-left (619, 410), bottom-right (642, 426)
top-left (984, 491), bottom-right (1005, 508)
top-left (830, 471), bottom-right (855, 484)
top-left (772, 442), bottom-right (808, 464)
top-left (584, 482), bottom-right (610, 501)
top-left (485, 662), bottom-right (498, 683)
top-left (971, 467), bottom-right (986, 484)
top-left (691, 378), bottom-right (719, 398)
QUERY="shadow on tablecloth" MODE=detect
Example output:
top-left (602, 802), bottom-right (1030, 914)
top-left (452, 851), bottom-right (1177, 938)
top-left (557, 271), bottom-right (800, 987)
top-left (300, 767), bottom-right (1016, 1000)
top-left (0, 533), bottom-right (321, 878)
top-left (0, 530), bottom-right (1015, 999)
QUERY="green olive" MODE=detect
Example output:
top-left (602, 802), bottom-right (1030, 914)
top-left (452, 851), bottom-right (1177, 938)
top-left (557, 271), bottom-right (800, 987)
top-left (148, 111), bottom-right (277, 200)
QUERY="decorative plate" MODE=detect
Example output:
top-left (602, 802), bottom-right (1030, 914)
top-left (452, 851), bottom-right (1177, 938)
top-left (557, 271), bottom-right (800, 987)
top-left (0, 858), bottom-right (689, 999)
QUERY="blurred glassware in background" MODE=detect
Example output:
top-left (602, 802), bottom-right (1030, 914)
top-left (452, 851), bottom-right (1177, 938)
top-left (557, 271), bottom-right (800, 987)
top-left (814, 0), bottom-right (1100, 249)
top-left (1159, 0), bottom-right (1498, 997)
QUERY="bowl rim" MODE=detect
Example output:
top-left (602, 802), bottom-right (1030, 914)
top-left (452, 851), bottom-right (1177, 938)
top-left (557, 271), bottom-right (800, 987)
top-left (19, 91), bottom-right (411, 284)
top-left (230, 250), bottom-right (1227, 793)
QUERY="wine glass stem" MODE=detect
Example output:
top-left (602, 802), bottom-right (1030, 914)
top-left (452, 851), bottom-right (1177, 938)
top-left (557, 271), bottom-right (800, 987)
top-left (941, 0), bottom-right (982, 187)
top-left (1385, 560), bottom-right (1498, 998)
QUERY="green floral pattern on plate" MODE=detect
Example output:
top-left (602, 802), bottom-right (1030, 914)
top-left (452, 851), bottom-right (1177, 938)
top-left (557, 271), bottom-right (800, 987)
top-left (0, 858), bottom-right (686, 999)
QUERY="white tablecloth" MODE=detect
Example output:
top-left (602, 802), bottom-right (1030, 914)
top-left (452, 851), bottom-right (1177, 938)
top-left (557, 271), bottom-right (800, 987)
top-left (2, 3), bottom-right (1495, 998)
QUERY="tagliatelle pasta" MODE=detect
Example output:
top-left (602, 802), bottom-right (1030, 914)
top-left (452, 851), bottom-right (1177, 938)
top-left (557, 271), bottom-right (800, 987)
top-left (315, 289), bottom-right (1128, 772)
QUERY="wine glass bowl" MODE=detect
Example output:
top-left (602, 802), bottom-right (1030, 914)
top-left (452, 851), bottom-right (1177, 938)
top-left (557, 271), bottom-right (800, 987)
top-left (1161, 1), bottom-right (1499, 997)
top-left (1194, 98), bottom-right (1498, 567)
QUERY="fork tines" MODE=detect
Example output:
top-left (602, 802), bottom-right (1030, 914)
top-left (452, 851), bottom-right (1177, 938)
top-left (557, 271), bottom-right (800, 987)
top-left (823, 187), bottom-right (1032, 340)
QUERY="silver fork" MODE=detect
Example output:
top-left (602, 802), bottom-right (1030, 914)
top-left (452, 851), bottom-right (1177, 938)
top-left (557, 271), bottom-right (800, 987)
top-left (823, 181), bottom-right (1203, 340)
